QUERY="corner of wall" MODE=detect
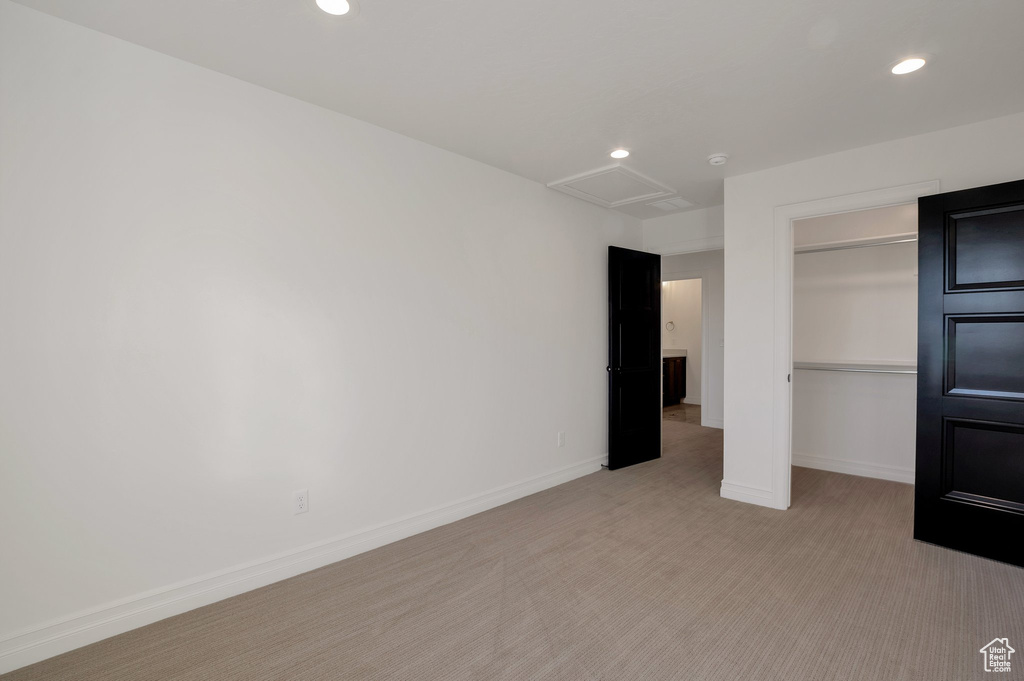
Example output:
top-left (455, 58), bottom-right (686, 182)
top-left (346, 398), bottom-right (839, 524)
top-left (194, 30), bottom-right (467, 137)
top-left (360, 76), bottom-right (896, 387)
top-left (641, 205), bottom-right (725, 255)
top-left (719, 480), bottom-right (780, 509)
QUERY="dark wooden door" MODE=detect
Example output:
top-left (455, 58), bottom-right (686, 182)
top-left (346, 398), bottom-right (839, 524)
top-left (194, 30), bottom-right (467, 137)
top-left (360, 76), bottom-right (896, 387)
top-left (915, 178), bottom-right (1024, 567)
top-left (608, 246), bottom-right (661, 470)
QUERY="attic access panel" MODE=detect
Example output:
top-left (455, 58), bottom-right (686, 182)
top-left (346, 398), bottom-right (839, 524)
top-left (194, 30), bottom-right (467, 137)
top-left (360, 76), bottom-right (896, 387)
top-left (548, 164), bottom-right (675, 208)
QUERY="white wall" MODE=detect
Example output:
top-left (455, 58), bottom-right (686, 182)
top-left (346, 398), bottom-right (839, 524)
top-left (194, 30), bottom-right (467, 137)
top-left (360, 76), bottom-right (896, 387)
top-left (0, 2), bottom-right (641, 671)
top-left (662, 279), bottom-right (702, 404)
top-left (793, 207), bottom-right (918, 364)
top-left (792, 370), bottom-right (917, 483)
top-left (794, 203), bottom-right (917, 250)
top-left (791, 207), bottom-right (918, 483)
top-left (662, 250), bottom-right (724, 427)
top-left (643, 205), bottom-right (724, 255)
top-left (723, 111), bottom-right (1024, 509)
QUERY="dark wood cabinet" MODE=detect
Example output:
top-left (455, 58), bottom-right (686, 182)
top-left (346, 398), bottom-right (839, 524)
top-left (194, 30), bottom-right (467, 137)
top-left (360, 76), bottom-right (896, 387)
top-left (662, 356), bottom-right (686, 406)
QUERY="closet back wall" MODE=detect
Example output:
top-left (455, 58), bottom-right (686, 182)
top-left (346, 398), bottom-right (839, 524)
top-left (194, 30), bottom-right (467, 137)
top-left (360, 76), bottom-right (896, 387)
top-left (793, 208), bottom-right (918, 362)
top-left (791, 205), bottom-right (918, 483)
top-left (793, 243), bottom-right (917, 362)
top-left (0, 2), bottom-right (641, 669)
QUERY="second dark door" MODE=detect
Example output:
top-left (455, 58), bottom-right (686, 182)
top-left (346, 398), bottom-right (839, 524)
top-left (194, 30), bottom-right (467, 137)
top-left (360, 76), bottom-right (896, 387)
top-left (915, 178), bottom-right (1024, 567)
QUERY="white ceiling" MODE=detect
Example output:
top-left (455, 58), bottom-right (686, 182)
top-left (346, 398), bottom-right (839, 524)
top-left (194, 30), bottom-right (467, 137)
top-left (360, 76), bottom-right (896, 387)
top-left (15, 0), bottom-right (1024, 218)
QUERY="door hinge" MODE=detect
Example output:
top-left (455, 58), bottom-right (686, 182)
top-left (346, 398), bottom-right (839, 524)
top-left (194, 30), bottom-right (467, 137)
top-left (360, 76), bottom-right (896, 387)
top-left (788, 374), bottom-right (791, 383)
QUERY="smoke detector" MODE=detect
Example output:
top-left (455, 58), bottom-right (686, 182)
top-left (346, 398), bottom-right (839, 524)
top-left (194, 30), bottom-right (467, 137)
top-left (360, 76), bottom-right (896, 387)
top-left (707, 153), bottom-right (729, 166)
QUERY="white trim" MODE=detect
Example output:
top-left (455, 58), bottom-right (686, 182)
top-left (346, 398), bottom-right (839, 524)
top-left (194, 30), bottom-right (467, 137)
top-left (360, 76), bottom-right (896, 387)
top-left (650, 235), bottom-right (724, 256)
top-left (0, 456), bottom-right (605, 675)
top-left (682, 397), bottom-right (701, 405)
top-left (720, 480), bottom-right (776, 508)
top-left (792, 453), bottom-right (915, 484)
top-left (661, 270), bottom-right (712, 428)
top-left (703, 418), bottom-right (724, 430)
top-left (772, 181), bottom-right (939, 510)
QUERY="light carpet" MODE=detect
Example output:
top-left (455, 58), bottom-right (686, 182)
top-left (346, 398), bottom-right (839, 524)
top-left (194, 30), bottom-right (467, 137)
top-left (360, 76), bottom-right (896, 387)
top-left (5, 416), bottom-right (1023, 680)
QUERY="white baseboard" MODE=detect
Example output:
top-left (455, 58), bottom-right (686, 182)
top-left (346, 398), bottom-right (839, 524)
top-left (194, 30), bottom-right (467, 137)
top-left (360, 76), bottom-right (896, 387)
top-left (683, 397), bottom-right (701, 405)
top-left (0, 456), bottom-right (606, 675)
top-left (702, 417), bottom-right (724, 430)
top-left (720, 480), bottom-right (779, 509)
top-left (792, 452), bottom-right (914, 484)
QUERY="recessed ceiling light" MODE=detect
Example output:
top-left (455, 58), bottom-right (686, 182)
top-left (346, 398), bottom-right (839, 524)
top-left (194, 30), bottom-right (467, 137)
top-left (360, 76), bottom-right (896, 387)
top-left (316, 0), bottom-right (351, 15)
top-left (891, 58), bottom-right (926, 75)
top-left (610, 149), bottom-right (630, 159)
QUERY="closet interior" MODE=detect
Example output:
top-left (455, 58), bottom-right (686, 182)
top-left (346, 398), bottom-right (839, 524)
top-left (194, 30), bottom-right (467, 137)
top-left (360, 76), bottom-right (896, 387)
top-left (792, 203), bottom-right (919, 484)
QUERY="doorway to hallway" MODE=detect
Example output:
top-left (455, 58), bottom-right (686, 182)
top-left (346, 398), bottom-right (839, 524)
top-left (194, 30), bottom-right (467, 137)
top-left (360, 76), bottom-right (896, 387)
top-left (661, 277), bottom-right (703, 428)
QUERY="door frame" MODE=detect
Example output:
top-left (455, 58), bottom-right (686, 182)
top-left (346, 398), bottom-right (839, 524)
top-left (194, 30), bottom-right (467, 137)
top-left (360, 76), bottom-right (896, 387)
top-left (770, 181), bottom-right (941, 509)
top-left (661, 272), bottom-right (711, 426)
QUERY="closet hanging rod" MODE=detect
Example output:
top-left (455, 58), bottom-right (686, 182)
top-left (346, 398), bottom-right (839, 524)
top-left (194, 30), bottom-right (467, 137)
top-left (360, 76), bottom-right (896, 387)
top-left (795, 236), bottom-right (917, 255)
top-left (794, 363), bottom-right (917, 375)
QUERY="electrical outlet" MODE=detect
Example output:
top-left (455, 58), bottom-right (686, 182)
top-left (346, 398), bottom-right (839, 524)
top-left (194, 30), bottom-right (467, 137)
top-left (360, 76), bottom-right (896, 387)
top-left (557, 431), bottom-right (566, 448)
top-left (293, 489), bottom-right (309, 515)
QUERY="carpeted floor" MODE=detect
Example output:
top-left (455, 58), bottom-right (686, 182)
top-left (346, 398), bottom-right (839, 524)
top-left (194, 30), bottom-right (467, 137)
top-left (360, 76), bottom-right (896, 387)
top-left (5, 417), bottom-right (1023, 680)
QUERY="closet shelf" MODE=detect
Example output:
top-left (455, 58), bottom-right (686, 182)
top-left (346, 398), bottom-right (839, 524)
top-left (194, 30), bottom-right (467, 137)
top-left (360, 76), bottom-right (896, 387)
top-left (793, 361), bottom-right (917, 375)
top-left (795, 233), bottom-right (917, 255)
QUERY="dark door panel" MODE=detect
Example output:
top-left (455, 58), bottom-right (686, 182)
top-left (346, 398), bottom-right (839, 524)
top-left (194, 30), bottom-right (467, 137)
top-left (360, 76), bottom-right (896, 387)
top-left (915, 178), bottom-right (1024, 567)
top-left (938, 397), bottom-right (1024, 425)
top-left (943, 418), bottom-right (1024, 510)
top-left (943, 290), bottom-right (1024, 314)
top-left (608, 246), bottom-right (661, 470)
top-left (946, 204), bottom-right (1024, 291)
top-left (945, 315), bottom-right (1024, 399)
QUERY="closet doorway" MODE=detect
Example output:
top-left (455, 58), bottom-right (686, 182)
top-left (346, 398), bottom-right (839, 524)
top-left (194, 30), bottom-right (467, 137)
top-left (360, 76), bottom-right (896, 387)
top-left (790, 204), bottom-right (919, 499)
top-left (771, 181), bottom-right (940, 509)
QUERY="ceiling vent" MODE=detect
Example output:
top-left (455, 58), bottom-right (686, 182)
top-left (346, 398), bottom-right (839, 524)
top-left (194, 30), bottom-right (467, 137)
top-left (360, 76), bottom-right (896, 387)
top-left (547, 164), bottom-right (675, 208)
top-left (648, 197), bottom-right (695, 212)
